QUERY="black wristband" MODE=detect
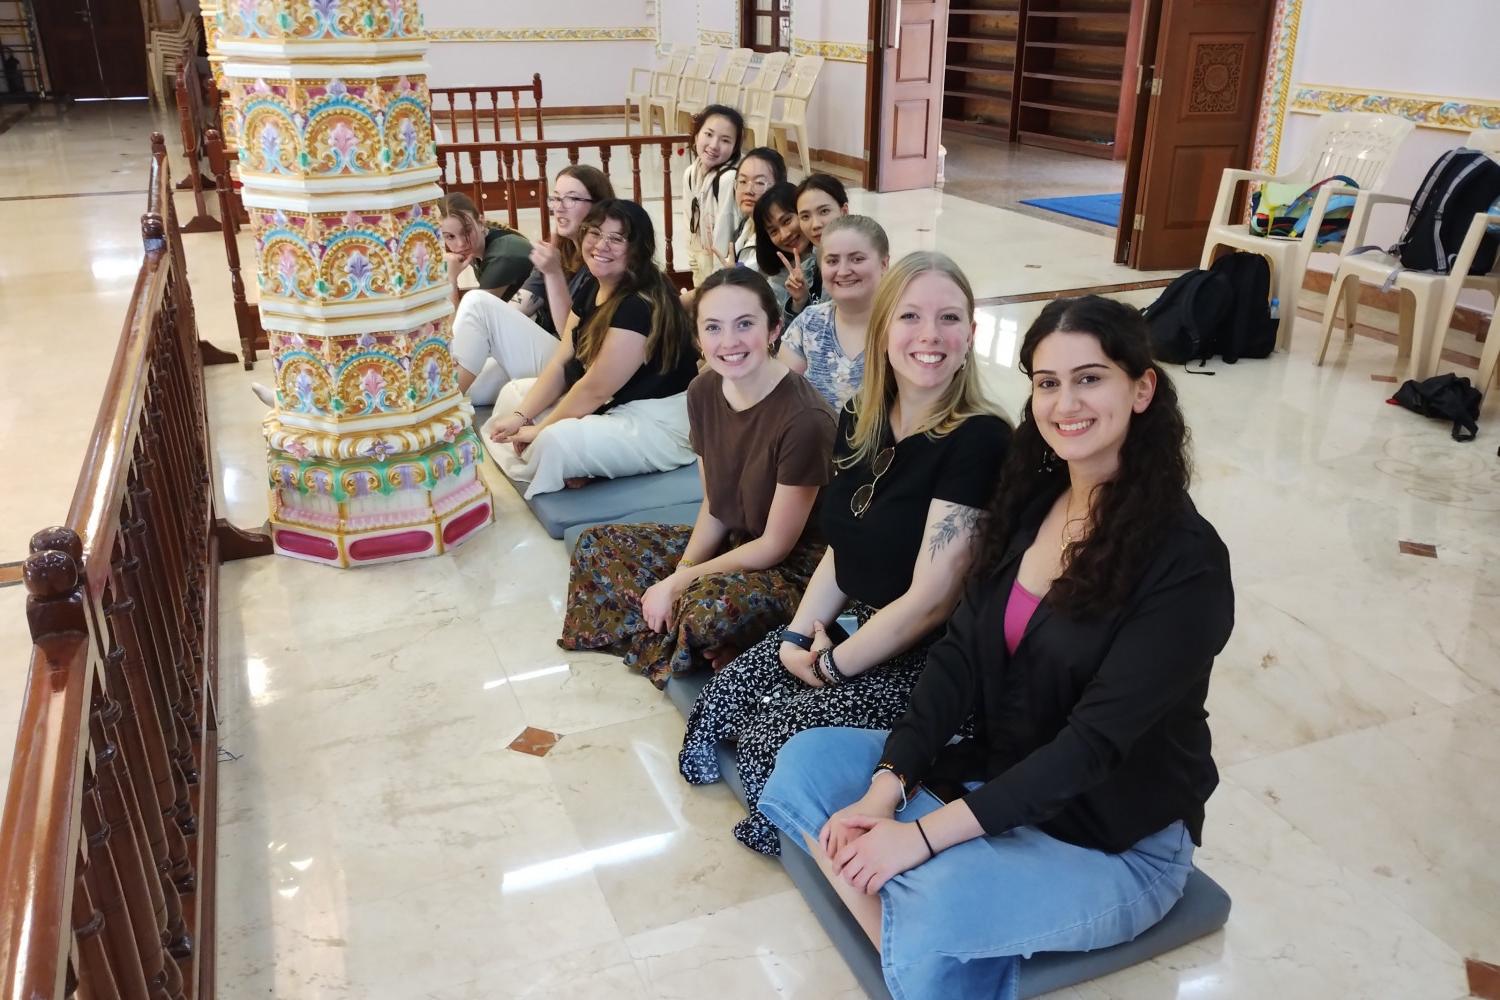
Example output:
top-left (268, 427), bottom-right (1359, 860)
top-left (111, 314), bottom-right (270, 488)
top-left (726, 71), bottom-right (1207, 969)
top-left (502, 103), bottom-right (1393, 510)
top-left (823, 646), bottom-right (847, 684)
top-left (914, 817), bottom-right (936, 859)
top-left (780, 628), bottom-right (814, 651)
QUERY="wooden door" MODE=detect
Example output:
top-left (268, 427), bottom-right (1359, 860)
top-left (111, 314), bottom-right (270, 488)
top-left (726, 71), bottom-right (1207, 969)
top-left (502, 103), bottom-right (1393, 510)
top-left (33, 0), bottom-right (148, 99)
top-left (1117, 0), bottom-right (1272, 269)
top-left (874, 0), bottom-right (949, 193)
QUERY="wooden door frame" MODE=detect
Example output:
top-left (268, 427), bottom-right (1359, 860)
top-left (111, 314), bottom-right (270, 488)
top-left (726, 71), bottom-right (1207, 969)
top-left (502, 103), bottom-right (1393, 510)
top-left (864, 0), bottom-right (884, 189)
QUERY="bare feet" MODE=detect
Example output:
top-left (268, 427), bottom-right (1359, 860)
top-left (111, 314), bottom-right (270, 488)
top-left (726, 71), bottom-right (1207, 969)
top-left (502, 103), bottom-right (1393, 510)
top-left (564, 476), bottom-right (596, 490)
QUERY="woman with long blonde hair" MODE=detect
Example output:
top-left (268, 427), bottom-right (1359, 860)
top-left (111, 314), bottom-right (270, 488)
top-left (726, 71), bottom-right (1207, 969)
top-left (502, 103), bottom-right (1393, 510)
top-left (679, 251), bottom-right (1012, 856)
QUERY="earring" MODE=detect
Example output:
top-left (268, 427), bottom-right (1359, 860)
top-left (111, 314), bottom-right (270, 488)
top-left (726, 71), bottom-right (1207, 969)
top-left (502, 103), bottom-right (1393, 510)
top-left (1039, 447), bottom-right (1058, 473)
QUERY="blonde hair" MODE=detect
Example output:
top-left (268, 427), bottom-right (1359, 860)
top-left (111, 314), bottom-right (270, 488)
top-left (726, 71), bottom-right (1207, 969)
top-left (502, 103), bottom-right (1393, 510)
top-left (822, 214), bottom-right (890, 259)
top-left (841, 251), bottom-right (1000, 468)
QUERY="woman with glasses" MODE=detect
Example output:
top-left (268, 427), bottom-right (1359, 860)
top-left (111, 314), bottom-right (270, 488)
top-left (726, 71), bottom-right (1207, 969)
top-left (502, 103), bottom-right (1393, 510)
top-left (450, 167), bottom-right (614, 405)
top-left (482, 200), bottom-right (699, 496)
top-left (679, 252), bottom-right (1010, 856)
top-left (513, 165), bottom-right (615, 336)
top-left (729, 147), bottom-right (786, 266)
top-left (758, 297), bottom-right (1232, 1000)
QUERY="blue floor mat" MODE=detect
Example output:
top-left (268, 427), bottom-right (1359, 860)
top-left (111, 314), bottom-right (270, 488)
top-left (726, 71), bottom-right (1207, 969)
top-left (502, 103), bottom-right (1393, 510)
top-left (1020, 192), bottom-right (1122, 227)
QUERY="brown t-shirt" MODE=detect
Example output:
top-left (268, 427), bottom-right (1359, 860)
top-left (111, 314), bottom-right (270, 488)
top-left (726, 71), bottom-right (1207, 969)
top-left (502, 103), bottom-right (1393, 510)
top-left (687, 369), bottom-right (836, 537)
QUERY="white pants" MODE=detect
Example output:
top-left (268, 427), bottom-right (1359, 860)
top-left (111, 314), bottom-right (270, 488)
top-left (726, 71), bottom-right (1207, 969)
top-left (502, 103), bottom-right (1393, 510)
top-left (450, 291), bottom-right (558, 406)
top-left (481, 388), bottom-right (693, 499)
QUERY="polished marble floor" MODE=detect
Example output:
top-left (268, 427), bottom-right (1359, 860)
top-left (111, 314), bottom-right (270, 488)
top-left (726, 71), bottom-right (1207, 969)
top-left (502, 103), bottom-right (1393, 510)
top-left (2, 102), bottom-right (1497, 999)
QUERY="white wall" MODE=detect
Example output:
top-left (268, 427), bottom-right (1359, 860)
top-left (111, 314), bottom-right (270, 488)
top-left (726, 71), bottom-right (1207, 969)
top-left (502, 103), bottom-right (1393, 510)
top-left (418, 0), bottom-right (873, 161)
top-left (1279, 0), bottom-right (1500, 258)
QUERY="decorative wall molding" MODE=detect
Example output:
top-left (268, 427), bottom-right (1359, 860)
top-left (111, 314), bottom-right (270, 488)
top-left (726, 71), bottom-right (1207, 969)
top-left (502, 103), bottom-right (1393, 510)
top-left (791, 39), bottom-right (868, 64)
top-left (1252, 0), bottom-right (1301, 172)
top-left (698, 29), bottom-right (733, 46)
top-left (1289, 85), bottom-right (1500, 132)
top-left (426, 26), bottom-right (657, 44)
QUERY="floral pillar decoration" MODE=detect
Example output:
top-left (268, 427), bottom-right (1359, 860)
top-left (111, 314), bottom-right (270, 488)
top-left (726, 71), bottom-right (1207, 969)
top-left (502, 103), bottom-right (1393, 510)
top-left (213, 0), bottom-right (493, 566)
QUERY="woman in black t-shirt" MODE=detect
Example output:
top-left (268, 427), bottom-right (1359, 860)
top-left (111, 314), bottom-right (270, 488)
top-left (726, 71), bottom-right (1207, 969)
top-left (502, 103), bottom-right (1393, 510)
top-left (679, 251), bottom-right (1011, 856)
top-left (483, 200), bottom-right (699, 497)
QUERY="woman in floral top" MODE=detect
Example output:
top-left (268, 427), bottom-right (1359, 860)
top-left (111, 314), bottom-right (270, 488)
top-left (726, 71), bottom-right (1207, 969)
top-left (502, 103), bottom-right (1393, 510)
top-left (778, 215), bottom-right (889, 410)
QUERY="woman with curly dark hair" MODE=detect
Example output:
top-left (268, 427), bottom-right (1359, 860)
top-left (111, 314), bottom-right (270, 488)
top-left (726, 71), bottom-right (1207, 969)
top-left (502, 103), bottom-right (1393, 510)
top-left (760, 295), bottom-right (1235, 1000)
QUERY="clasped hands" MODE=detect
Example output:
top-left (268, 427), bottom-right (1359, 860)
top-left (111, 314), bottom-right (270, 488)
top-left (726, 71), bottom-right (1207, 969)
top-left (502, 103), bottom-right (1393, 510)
top-left (486, 412), bottom-right (538, 456)
top-left (817, 773), bottom-right (932, 896)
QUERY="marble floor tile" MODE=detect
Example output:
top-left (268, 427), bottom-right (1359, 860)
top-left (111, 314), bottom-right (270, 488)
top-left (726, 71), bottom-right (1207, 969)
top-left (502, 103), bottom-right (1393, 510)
top-left (1228, 695), bottom-right (1500, 961)
top-left (625, 889), bottom-right (863, 1000)
top-left (428, 940), bottom-right (651, 1000)
top-left (544, 712), bottom-right (790, 937)
top-left (0, 586), bottom-right (29, 794)
top-left (1059, 781), bottom-right (1465, 1000)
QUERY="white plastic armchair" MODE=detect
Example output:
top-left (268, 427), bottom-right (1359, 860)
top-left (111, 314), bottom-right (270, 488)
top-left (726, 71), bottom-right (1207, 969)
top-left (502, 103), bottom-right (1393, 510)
top-left (740, 52), bottom-right (795, 150)
top-left (1199, 112), bottom-right (1414, 350)
top-left (717, 50), bottom-right (789, 110)
top-left (1315, 129), bottom-right (1500, 382)
top-left (644, 47), bottom-right (720, 135)
top-left (768, 54), bottom-right (824, 177)
top-left (677, 47), bottom-right (754, 133)
top-left (626, 45), bottom-right (690, 135)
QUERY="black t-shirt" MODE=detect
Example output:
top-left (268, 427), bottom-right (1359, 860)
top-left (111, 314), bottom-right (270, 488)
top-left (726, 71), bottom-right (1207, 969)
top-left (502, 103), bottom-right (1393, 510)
top-left (563, 278), bottom-right (698, 413)
top-left (518, 265), bottom-right (594, 338)
top-left (820, 404), bottom-right (1010, 608)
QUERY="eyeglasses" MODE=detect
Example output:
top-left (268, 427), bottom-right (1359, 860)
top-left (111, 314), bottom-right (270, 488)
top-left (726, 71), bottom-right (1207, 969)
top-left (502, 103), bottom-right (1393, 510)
top-left (547, 194), bottom-right (594, 208)
top-left (850, 446), bottom-right (895, 518)
top-left (583, 227), bottom-right (628, 251)
top-left (736, 175), bottom-right (772, 194)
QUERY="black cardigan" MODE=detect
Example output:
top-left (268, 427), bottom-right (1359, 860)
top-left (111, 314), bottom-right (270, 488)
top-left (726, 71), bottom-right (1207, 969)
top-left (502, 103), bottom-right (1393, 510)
top-left (880, 493), bottom-right (1234, 854)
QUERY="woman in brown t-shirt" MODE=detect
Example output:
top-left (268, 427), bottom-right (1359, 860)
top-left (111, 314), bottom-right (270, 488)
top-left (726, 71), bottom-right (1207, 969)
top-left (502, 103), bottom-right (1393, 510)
top-left (560, 268), bottom-right (837, 687)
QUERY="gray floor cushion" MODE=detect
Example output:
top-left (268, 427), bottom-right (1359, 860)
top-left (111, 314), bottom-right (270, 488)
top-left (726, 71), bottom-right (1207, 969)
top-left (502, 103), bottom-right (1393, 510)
top-left (662, 671), bottom-right (1232, 999)
top-left (561, 501), bottom-right (703, 552)
top-left (511, 462), bottom-right (702, 539)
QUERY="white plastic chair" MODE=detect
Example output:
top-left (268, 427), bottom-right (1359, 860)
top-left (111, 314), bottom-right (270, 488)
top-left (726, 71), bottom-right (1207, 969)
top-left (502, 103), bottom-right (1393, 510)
top-left (740, 52), bottom-right (794, 150)
top-left (1476, 302), bottom-right (1500, 406)
top-left (625, 45), bottom-right (690, 135)
top-left (644, 47), bottom-right (721, 135)
top-left (1199, 113), bottom-right (1415, 350)
top-left (715, 50), bottom-right (788, 110)
top-left (676, 47), bottom-right (754, 133)
top-left (1314, 130), bottom-right (1500, 383)
top-left (767, 54), bottom-right (824, 177)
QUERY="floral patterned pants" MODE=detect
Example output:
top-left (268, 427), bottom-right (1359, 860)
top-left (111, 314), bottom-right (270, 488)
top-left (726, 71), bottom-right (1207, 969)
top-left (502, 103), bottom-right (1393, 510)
top-left (558, 523), bottom-right (823, 688)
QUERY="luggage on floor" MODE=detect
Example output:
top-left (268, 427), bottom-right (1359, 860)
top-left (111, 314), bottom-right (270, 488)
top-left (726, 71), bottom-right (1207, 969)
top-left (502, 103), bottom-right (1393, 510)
top-left (1388, 372), bottom-right (1483, 441)
top-left (1142, 251), bottom-right (1276, 367)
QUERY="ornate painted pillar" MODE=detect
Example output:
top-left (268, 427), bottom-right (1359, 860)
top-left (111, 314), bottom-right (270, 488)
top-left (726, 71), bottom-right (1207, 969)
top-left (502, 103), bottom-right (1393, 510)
top-left (211, 0), bottom-right (493, 566)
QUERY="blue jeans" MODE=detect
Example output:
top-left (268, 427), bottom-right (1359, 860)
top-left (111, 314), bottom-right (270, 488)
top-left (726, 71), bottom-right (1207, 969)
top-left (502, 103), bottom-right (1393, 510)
top-left (760, 728), bottom-right (1197, 1000)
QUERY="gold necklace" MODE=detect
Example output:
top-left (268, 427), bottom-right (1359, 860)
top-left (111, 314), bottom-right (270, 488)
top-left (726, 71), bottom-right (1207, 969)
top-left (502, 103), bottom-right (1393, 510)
top-left (1060, 489), bottom-right (1088, 560)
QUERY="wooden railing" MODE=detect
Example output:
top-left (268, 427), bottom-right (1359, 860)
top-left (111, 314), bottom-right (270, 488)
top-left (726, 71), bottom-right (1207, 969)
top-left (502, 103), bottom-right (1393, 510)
top-left (203, 129), bottom-right (265, 369)
top-left (0, 133), bottom-right (270, 1000)
top-left (431, 75), bottom-right (545, 144)
top-left (436, 133), bottom-right (693, 281)
top-left (173, 57), bottom-right (220, 235)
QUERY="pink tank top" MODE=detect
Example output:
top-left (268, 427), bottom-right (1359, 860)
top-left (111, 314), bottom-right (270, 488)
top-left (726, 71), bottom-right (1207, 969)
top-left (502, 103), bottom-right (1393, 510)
top-left (1004, 579), bottom-right (1043, 655)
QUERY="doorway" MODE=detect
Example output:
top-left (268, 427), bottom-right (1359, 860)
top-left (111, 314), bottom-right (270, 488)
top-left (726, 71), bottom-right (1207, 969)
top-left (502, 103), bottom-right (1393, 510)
top-left (32, 0), bottom-right (147, 99)
top-left (867, 0), bottom-right (1274, 267)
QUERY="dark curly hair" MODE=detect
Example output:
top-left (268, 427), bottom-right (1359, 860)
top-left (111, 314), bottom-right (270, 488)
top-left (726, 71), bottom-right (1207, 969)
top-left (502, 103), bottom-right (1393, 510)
top-left (979, 295), bottom-right (1192, 617)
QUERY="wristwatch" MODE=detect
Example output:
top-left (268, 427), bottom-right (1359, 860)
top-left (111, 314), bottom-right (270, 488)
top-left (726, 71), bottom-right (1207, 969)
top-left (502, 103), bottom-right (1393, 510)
top-left (779, 627), bottom-right (814, 651)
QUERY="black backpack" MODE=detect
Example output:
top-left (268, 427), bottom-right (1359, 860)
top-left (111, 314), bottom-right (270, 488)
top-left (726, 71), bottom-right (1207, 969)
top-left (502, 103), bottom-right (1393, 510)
top-left (1392, 148), bottom-right (1500, 275)
top-left (1142, 251), bottom-right (1276, 367)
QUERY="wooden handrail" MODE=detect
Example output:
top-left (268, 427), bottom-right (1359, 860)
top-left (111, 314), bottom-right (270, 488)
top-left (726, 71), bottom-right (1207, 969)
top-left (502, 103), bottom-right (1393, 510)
top-left (430, 73), bottom-right (545, 144)
top-left (0, 131), bottom-right (267, 1000)
top-left (435, 133), bottom-right (693, 282)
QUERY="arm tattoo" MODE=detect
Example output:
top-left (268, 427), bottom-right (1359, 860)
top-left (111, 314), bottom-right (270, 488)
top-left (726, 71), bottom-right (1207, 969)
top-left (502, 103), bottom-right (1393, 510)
top-left (927, 505), bottom-right (982, 558)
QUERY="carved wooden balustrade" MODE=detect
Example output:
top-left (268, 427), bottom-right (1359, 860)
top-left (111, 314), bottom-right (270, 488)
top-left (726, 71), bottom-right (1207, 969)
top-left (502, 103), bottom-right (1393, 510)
top-left (203, 129), bottom-right (265, 369)
top-left (430, 74), bottom-right (546, 144)
top-left (0, 133), bottom-right (270, 1000)
top-left (173, 57), bottom-right (220, 236)
top-left (435, 133), bottom-right (694, 283)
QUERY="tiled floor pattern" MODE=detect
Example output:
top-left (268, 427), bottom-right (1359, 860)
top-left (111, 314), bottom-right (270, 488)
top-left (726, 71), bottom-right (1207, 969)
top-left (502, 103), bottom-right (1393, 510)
top-left (3, 102), bottom-right (1499, 999)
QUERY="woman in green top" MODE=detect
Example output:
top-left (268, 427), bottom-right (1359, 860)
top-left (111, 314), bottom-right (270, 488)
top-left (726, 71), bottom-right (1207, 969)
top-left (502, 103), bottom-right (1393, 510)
top-left (439, 192), bottom-right (532, 308)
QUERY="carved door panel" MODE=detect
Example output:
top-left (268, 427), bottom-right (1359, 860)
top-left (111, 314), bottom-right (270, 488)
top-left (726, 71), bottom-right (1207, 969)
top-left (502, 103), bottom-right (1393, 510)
top-left (875, 0), bottom-right (950, 192)
top-left (33, 0), bottom-right (148, 98)
top-left (1119, 0), bottom-right (1273, 269)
